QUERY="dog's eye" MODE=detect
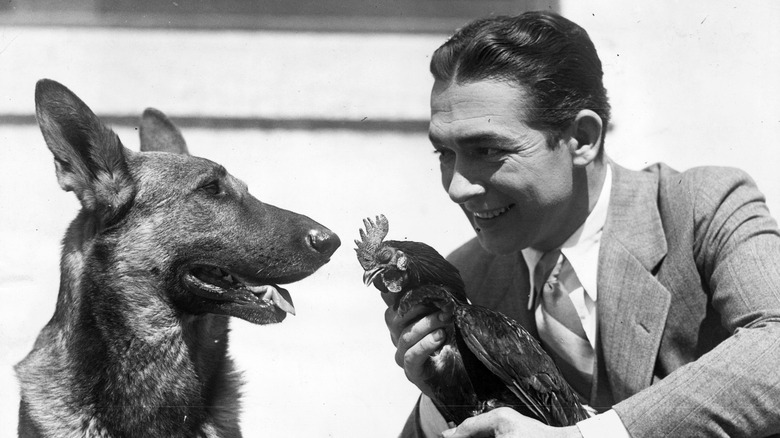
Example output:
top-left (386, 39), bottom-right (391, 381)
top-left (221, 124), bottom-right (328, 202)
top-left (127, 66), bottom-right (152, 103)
top-left (199, 180), bottom-right (221, 196)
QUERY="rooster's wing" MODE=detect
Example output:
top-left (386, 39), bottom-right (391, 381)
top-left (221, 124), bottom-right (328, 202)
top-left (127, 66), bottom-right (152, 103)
top-left (454, 304), bottom-right (589, 426)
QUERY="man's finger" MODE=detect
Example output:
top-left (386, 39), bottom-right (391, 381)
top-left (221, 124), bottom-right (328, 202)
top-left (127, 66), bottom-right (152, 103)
top-left (394, 312), bottom-right (447, 367)
top-left (442, 414), bottom-right (496, 438)
top-left (442, 408), bottom-right (529, 438)
top-left (400, 327), bottom-right (446, 371)
top-left (385, 304), bottom-right (440, 346)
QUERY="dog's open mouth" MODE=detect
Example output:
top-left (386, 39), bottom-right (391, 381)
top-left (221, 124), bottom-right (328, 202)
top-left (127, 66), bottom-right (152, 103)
top-left (182, 265), bottom-right (297, 322)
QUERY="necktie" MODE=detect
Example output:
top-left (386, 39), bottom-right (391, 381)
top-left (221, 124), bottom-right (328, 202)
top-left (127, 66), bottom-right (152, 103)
top-left (533, 250), bottom-right (594, 400)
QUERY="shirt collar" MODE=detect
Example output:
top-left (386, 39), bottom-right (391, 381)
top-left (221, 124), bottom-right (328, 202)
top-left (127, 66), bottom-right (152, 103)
top-left (522, 164), bottom-right (612, 302)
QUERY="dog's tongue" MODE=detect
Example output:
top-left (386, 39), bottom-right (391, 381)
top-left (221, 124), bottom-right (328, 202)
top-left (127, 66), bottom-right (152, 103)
top-left (247, 285), bottom-right (296, 315)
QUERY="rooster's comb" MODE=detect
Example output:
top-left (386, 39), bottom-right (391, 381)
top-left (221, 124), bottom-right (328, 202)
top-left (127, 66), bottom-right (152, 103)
top-left (354, 214), bottom-right (390, 270)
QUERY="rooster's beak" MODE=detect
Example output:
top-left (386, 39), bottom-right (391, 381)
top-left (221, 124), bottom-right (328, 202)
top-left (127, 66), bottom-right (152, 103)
top-left (363, 267), bottom-right (383, 286)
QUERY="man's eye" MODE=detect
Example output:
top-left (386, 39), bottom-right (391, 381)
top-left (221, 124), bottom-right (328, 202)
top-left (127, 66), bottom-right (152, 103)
top-left (433, 147), bottom-right (455, 160)
top-left (473, 147), bottom-right (506, 161)
top-left (477, 147), bottom-right (500, 156)
top-left (199, 180), bottom-right (221, 195)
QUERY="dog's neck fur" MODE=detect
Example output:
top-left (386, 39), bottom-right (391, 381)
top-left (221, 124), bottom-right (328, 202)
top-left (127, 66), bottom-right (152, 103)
top-left (17, 215), bottom-right (242, 438)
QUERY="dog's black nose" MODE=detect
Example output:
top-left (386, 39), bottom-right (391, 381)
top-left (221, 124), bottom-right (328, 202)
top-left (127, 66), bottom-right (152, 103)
top-left (308, 228), bottom-right (341, 257)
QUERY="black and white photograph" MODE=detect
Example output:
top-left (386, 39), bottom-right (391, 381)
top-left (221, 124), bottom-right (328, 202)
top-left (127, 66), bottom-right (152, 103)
top-left (1, 1), bottom-right (779, 437)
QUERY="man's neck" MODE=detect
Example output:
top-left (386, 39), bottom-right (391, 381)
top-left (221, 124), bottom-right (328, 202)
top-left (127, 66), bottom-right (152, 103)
top-left (532, 157), bottom-right (609, 253)
top-left (586, 158), bottom-right (608, 214)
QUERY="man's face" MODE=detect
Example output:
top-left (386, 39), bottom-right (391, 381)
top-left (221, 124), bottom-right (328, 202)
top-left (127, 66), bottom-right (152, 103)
top-left (429, 79), bottom-right (586, 254)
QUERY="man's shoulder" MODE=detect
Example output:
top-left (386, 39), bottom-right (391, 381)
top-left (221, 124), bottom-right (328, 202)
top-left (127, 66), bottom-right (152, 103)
top-left (640, 162), bottom-right (755, 193)
top-left (618, 162), bottom-right (758, 206)
top-left (617, 162), bottom-right (766, 239)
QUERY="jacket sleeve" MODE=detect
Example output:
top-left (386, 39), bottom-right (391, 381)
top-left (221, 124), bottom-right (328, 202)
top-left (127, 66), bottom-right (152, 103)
top-left (613, 167), bottom-right (780, 437)
top-left (398, 395), bottom-right (453, 438)
top-left (398, 396), bottom-right (425, 438)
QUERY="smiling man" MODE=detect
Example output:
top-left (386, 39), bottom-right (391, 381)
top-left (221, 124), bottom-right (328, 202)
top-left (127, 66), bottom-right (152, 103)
top-left (382, 11), bottom-right (780, 438)
top-left (428, 79), bottom-right (602, 255)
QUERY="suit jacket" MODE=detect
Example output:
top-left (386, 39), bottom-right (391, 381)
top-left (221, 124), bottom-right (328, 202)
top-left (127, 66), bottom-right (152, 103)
top-left (400, 162), bottom-right (780, 438)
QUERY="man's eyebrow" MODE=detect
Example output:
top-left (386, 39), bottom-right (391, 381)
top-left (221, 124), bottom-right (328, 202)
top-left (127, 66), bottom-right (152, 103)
top-left (428, 131), bottom-right (511, 147)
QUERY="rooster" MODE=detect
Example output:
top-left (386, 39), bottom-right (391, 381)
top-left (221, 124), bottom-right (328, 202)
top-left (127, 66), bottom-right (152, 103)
top-left (355, 215), bottom-right (589, 426)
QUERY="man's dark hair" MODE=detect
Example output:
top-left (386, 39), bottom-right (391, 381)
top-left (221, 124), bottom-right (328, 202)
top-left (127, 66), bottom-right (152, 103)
top-left (430, 11), bottom-right (611, 146)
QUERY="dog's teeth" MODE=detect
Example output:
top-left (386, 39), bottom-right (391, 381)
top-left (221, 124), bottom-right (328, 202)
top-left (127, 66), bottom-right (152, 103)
top-left (247, 285), bottom-right (273, 297)
top-left (246, 285), bottom-right (296, 315)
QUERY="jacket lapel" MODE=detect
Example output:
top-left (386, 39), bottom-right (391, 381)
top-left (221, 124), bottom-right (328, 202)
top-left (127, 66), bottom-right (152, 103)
top-left (596, 162), bottom-right (671, 402)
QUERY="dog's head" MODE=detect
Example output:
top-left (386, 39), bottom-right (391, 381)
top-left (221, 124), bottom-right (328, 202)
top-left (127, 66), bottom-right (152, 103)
top-left (35, 79), bottom-right (340, 325)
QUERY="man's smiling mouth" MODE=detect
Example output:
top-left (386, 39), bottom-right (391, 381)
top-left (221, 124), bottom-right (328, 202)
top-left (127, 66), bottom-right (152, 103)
top-left (472, 205), bottom-right (514, 220)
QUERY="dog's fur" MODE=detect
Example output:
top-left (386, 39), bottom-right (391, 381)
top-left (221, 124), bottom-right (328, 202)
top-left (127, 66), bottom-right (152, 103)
top-left (15, 79), bottom-right (340, 438)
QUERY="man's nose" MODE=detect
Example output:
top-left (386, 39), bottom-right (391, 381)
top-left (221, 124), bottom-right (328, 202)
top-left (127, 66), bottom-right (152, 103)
top-left (446, 167), bottom-right (485, 204)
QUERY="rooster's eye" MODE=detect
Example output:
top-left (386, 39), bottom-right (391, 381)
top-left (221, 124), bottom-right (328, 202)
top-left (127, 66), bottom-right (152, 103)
top-left (377, 248), bottom-right (393, 264)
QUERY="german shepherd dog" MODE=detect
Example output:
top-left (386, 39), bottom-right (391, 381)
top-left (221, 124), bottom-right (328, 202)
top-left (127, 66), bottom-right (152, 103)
top-left (15, 79), bottom-right (341, 437)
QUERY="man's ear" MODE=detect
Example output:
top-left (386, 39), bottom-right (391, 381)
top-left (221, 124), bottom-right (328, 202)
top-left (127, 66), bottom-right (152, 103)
top-left (564, 110), bottom-right (603, 167)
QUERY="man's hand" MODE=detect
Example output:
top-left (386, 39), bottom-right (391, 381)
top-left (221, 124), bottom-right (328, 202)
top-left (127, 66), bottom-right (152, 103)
top-left (441, 408), bottom-right (584, 438)
top-left (383, 292), bottom-right (453, 398)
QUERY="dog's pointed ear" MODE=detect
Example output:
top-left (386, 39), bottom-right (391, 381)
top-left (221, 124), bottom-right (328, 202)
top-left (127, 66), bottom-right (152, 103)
top-left (35, 79), bottom-right (135, 223)
top-left (139, 108), bottom-right (189, 155)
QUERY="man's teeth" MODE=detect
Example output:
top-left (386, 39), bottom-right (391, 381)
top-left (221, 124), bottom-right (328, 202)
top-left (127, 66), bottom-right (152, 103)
top-left (473, 206), bottom-right (510, 219)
